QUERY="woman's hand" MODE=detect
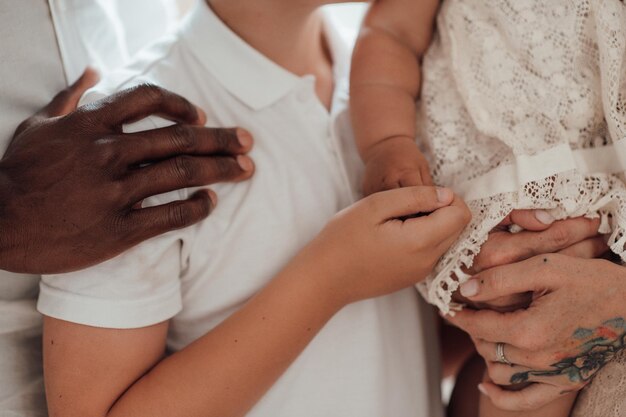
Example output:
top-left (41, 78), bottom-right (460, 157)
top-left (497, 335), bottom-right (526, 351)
top-left (304, 185), bottom-right (471, 307)
top-left (446, 254), bottom-right (626, 411)
top-left (452, 213), bottom-right (607, 311)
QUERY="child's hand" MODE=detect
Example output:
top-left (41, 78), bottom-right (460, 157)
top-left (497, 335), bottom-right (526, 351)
top-left (299, 186), bottom-right (470, 307)
top-left (362, 136), bottom-right (433, 196)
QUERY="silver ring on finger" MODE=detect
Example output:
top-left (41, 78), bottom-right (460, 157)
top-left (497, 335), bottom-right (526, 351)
top-left (496, 342), bottom-right (513, 366)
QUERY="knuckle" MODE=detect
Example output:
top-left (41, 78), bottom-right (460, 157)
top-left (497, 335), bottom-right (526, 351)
top-left (511, 326), bottom-right (534, 351)
top-left (410, 184), bottom-right (432, 201)
top-left (106, 181), bottom-right (127, 204)
top-left (211, 128), bottom-right (235, 150)
top-left (172, 155), bottom-right (198, 182)
top-left (213, 157), bottom-right (237, 178)
top-left (168, 203), bottom-right (194, 229)
top-left (485, 269), bottom-right (508, 294)
top-left (109, 213), bottom-right (130, 238)
top-left (139, 83), bottom-right (166, 104)
top-left (547, 224), bottom-right (572, 247)
top-left (196, 193), bottom-right (212, 217)
top-left (171, 125), bottom-right (196, 152)
top-left (66, 106), bottom-right (98, 130)
top-left (486, 247), bottom-right (517, 267)
top-left (517, 329), bottom-right (547, 351)
top-left (95, 139), bottom-right (123, 168)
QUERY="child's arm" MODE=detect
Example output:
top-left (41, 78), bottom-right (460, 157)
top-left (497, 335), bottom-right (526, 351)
top-left (350, 0), bottom-right (439, 195)
top-left (43, 187), bottom-right (471, 417)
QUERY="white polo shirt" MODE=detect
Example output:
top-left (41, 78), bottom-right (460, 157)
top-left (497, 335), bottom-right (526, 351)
top-left (38, 3), bottom-right (443, 416)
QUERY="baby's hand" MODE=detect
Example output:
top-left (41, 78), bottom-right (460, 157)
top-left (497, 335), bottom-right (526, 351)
top-left (362, 136), bottom-right (433, 196)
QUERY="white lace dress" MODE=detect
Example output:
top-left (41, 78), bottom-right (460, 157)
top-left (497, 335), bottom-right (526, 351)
top-left (415, 1), bottom-right (626, 415)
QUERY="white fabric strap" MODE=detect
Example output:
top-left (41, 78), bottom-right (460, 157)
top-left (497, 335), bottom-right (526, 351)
top-left (460, 140), bottom-right (626, 201)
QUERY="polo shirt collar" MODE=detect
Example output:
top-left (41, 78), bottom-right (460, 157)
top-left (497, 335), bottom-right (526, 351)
top-left (179, 1), bottom-right (350, 111)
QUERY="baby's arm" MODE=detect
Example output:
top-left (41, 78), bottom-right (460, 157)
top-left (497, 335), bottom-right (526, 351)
top-left (350, 0), bottom-right (439, 195)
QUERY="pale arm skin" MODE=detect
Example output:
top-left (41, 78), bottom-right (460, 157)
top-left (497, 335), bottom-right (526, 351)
top-left (44, 186), bottom-right (471, 417)
top-left (350, 0), bottom-right (439, 194)
top-left (447, 252), bottom-right (626, 413)
top-left (446, 212), bottom-right (607, 417)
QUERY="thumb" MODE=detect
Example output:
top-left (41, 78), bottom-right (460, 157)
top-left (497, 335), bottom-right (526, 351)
top-left (40, 67), bottom-right (100, 118)
top-left (367, 186), bottom-right (455, 221)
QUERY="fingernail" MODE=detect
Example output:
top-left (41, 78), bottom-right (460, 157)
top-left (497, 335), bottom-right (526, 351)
top-left (237, 128), bottom-right (253, 148)
top-left (237, 155), bottom-right (253, 172)
top-left (478, 384), bottom-right (488, 396)
top-left (460, 279), bottom-right (479, 297)
top-left (207, 190), bottom-right (217, 206)
top-left (436, 187), bottom-right (453, 203)
top-left (195, 106), bottom-right (207, 124)
top-left (534, 209), bottom-right (555, 225)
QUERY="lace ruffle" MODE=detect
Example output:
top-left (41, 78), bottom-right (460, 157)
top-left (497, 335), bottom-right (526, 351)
top-left (418, 171), bottom-right (626, 313)
top-left (415, 0), bottom-right (626, 313)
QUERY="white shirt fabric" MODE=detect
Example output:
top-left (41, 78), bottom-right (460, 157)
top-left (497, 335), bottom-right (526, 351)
top-left (0, 2), bottom-right (176, 415)
top-left (38, 3), bottom-right (443, 416)
top-left (49, 0), bottom-right (179, 85)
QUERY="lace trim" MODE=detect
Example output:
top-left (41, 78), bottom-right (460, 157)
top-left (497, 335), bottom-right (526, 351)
top-left (418, 170), bottom-right (626, 314)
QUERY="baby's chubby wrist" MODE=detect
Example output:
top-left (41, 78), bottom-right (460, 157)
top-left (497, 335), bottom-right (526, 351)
top-left (361, 135), bottom-right (418, 164)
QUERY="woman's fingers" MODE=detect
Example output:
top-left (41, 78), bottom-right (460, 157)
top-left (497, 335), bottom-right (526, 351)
top-left (557, 236), bottom-right (609, 258)
top-left (470, 217), bottom-right (601, 273)
top-left (444, 308), bottom-right (528, 345)
top-left (459, 257), bottom-right (548, 302)
top-left (479, 381), bottom-right (565, 411)
top-left (486, 362), bottom-right (588, 390)
top-left (486, 362), bottom-right (536, 386)
top-left (474, 339), bottom-right (547, 369)
top-left (505, 209), bottom-right (556, 231)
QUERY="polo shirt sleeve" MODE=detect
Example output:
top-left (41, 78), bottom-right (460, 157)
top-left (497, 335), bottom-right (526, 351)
top-left (38, 230), bottom-right (186, 329)
top-left (37, 88), bottom-right (193, 329)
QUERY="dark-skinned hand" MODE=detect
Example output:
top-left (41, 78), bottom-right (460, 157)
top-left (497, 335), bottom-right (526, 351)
top-left (0, 69), bottom-right (254, 274)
